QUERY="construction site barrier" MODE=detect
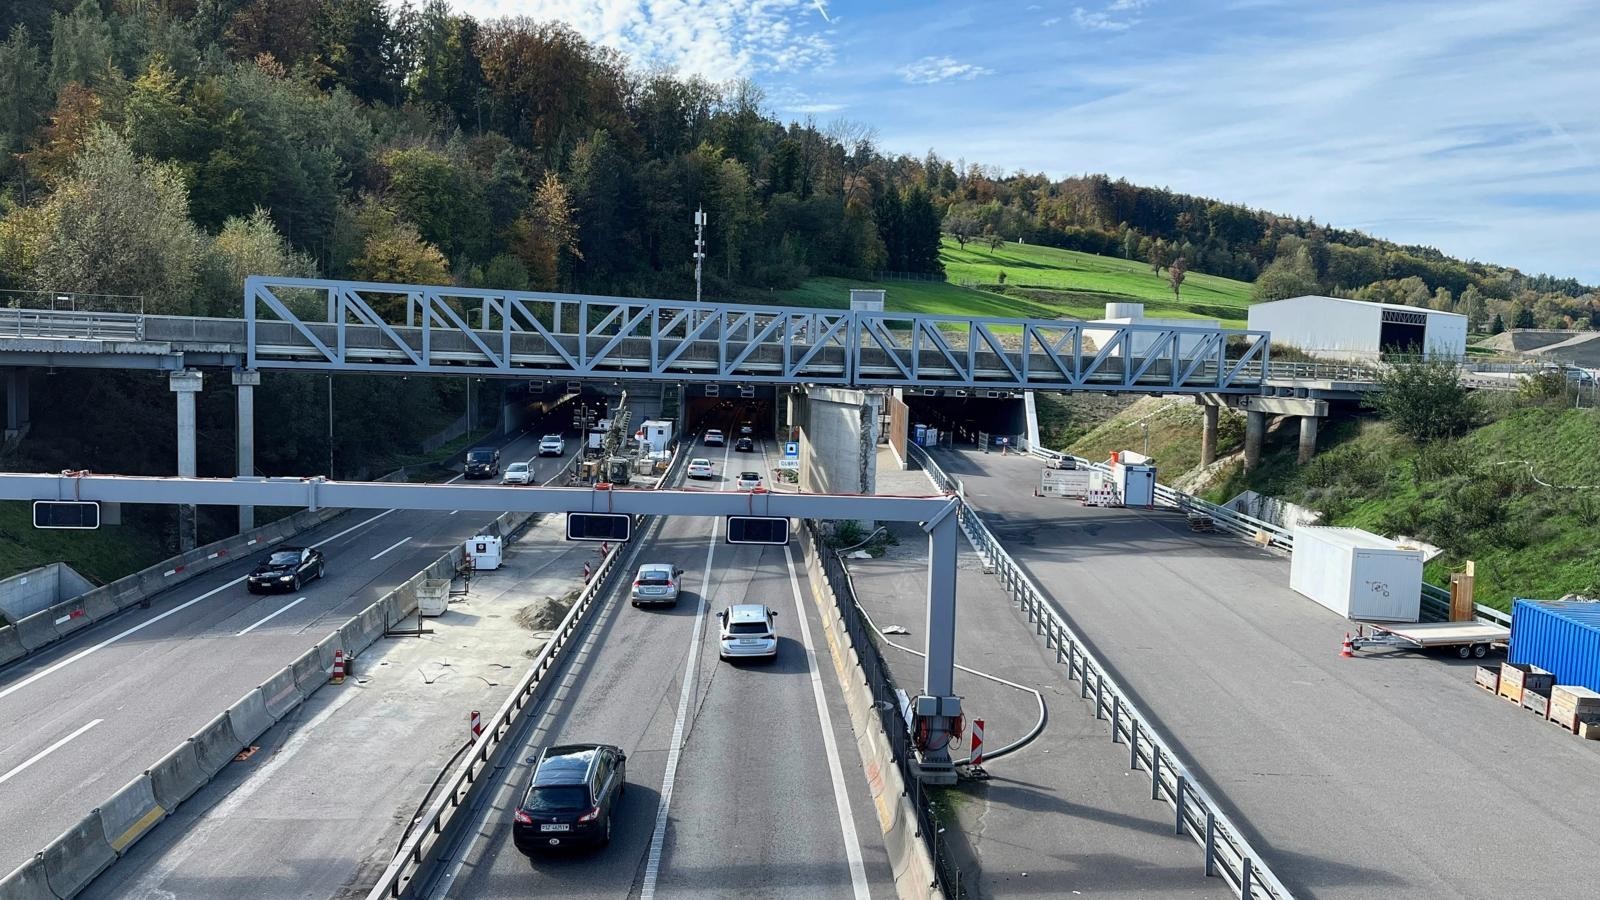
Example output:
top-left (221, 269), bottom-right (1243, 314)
top-left (226, 689), bottom-right (274, 745)
top-left (258, 667), bottom-right (303, 721)
top-left (0, 855), bottom-right (53, 900)
top-left (40, 811), bottom-right (114, 898)
top-left (147, 741), bottom-right (207, 810)
top-left (97, 775), bottom-right (166, 855)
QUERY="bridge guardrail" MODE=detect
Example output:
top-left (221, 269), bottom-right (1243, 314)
top-left (910, 442), bottom-right (1294, 900)
top-left (362, 447), bottom-right (688, 899)
top-left (0, 308), bottom-right (145, 341)
top-left (1021, 446), bottom-right (1511, 627)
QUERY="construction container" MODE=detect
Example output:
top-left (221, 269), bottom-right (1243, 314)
top-left (1288, 527), bottom-right (1424, 622)
top-left (1509, 599), bottom-right (1600, 693)
top-left (466, 535), bottom-right (502, 571)
top-left (1548, 685), bottom-right (1600, 732)
top-left (1109, 450), bottom-right (1156, 507)
top-left (1498, 662), bottom-right (1555, 706)
top-left (417, 579), bottom-right (451, 617)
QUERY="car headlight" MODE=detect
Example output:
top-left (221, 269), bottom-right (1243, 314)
top-left (280, 575), bottom-right (293, 581)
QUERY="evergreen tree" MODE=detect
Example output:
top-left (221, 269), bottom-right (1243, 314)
top-left (902, 184), bottom-right (942, 274)
top-left (0, 25), bottom-right (48, 168)
top-left (1514, 305), bottom-right (1536, 329)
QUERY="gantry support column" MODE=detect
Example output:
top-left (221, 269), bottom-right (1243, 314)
top-left (913, 504), bottom-right (961, 784)
top-left (233, 369), bottom-right (260, 533)
top-left (170, 370), bottom-right (203, 551)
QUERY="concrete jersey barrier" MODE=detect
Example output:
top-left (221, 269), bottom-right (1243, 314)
top-left (97, 775), bottom-right (166, 855)
top-left (0, 855), bottom-right (54, 900)
top-left (147, 741), bottom-right (207, 810)
top-left (190, 710), bottom-right (245, 776)
top-left (40, 810), bottom-right (115, 898)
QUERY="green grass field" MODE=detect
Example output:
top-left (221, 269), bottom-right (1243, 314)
top-left (776, 238), bottom-right (1254, 326)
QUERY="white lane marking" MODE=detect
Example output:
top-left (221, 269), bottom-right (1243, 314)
top-left (640, 436), bottom-right (733, 900)
top-left (0, 507), bottom-right (394, 703)
top-left (235, 597), bottom-right (306, 637)
top-left (781, 542), bottom-right (872, 899)
top-left (0, 719), bottom-right (103, 786)
top-left (370, 537), bottom-right (412, 560)
top-left (449, 510), bottom-right (458, 515)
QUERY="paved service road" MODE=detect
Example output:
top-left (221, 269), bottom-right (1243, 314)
top-left (937, 446), bottom-right (1600, 900)
top-left (0, 431), bottom-right (569, 874)
top-left (428, 436), bottom-right (891, 900)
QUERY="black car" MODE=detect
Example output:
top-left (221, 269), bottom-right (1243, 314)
top-left (463, 447), bottom-right (500, 479)
top-left (734, 437), bottom-right (754, 452)
top-left (513, 743), bottom-right (627, 853)
top-left (247, 546), bottom-right (325, 594)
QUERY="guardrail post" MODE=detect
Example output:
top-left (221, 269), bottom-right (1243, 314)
top-left (1130, 719), bottom-right (1140, 769)
top-left (1151, 745), bottom-right (1163, 799)
top-left (1241, 857), bottom-right (1254, 898)
top-left (1094, 677), bottom-right (1105, 720)
top-left (1204, 811), bottom-right (1216, 876)
top-left (1110, 695), bottom-right (1120, 742)
top-left (1175, 775), bottom-right (1187, 834)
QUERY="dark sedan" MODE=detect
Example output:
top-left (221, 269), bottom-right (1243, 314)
top-left (735, 437), bottom-right (754, 452)
top-left (463, 447), bottom-right (500, 479)
top-left (513, 743), bottom-right (627, 853)
top-left (247, 547), bottom-right (325, 593)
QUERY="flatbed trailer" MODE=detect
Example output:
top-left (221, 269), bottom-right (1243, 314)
top-left (1348, 621), bottom-right (1511, 659)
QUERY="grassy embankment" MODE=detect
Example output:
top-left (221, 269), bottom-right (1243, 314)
top-left (778, 237), bottom-right (1255, 326)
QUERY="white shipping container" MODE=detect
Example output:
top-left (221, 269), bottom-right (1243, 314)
top-left (1289, 526), bottom-right (1423, 622)
top-left (1110, 453), bottom-right (1156, 507)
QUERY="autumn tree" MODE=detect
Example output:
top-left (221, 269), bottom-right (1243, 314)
top-left (513, 171), bottom-right (582, 290)
top-left (943, 209), bottom-right (977, 249)
top-left (1168, 256), bottom-right (1188, 302)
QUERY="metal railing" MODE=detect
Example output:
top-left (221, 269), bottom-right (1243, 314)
top-left (363, 449), bottom-right (688, 899)
top-left (804, 521), bottom-right (969, 899)
top-left (0, 287), bottom-right (145, 314)
top-left (912, 443), bottom-right (1293, 899)
top-left (0, 307), bottom-right (145, 341)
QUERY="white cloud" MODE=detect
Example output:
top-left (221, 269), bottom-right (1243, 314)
top-left (899, 55), bottom-right (995, 85)
top-left (443, 0), bottom-right (834, 81)
top-left (1042, 16), bottom-right (1062, 26)
top-left (883, 2), bottom-right (1600, 281)
top-left (1072, 0), bottom-right (1149, 31)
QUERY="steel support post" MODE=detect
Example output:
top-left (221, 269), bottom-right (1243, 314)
top-left (170, 369), bottom-right (203, 551)
top-left (913, 505), bottom-right (960, 784)
top-left (233, 369), bottom-right (260, 533)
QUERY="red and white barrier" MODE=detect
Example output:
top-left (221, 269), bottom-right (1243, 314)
top-left (331, 649), bottom-right (346, 684)
top-left (470, 709), bottom-right (483, 741)
top-left (971, 718), bottom-right (985, 767)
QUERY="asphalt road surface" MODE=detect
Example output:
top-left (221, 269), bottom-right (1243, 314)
top-left (936, 446), bottom-right (1600, 900)
top-left (0, 430), bottom-right (570, 874)
top-left (428, 435), bottom-right (892, 900)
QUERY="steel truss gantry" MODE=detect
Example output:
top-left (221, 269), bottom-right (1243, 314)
top-left (246, 276), bottom-right (1270, 393)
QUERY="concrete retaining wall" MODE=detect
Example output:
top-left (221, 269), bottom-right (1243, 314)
top-left (0, 562), bottom-right (95, 623)
top-left (798, 536), bottom-right (943, 900)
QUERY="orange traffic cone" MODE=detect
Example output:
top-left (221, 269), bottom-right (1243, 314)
top-left (1340, 634), bottom-right (1355, 658)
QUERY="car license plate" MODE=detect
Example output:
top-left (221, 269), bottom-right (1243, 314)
top-left (738, 639), bottom-right (758, 645)
top-left (541, 824), bottom-right (570, 832)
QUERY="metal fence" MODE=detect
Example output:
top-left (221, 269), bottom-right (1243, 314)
top-left (912, 444), bottom-right (1294, 900)
top-left (0, 287), bottom-right (145, 314)
top-left (804, 520), bottom-right (970, 900)
top-left (0, 307), bottom-right (145, 341)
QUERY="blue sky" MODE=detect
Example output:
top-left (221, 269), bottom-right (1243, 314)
top-left (446, 1), bottom-right (1600, 285)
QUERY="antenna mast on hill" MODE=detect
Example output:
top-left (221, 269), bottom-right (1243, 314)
top-left (693, 207), bottom-right (707, 302)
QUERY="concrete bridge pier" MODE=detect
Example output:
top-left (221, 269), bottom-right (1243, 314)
top-left (1240, 396), bottom-right (1328, 471)
top-left (793, 387), bottom-right (880, 522)
top-left (1201, 402), bottom-right (1220, 467)
top-left (4, 369), bottom-right (29, 440)
top-left (170, 369), bottom-right (203, 551)
top-left (233, 369), bottom-right (260, 533)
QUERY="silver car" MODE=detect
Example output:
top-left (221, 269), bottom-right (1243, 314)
top-left (718, 604), bottom-right (778, 661)
top-left (630, 563), bottom-right (683, 607)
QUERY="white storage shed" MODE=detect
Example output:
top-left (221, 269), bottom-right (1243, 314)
top-left (1289, 526), bottom-right (1423, 622)
top-left (1247, 295), bottom-right (1466, 363)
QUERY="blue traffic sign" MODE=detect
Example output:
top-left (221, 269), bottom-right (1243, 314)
top-left (784, 441), bottom-right (799, 457)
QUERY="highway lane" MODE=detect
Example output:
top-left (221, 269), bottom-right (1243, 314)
top-left (428, 435), bottom-right (891, 900)
top-left (937, 446), bottom-right (1600, 899)
top-left (0, 430), bottom-right (571, 874)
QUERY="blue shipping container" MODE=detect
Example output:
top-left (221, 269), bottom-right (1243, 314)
top-left (1509, 599), bottom-right (1600, 693)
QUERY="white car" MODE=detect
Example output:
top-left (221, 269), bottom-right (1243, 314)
top-left (704, 430), bottom-right (726, 446)
top-left (501, 462), bottom-right (533, 485)
top-left (631, 563), bottom-right (684, 607)
top-left (688, 458), bottom-right (715, 480)
top-left (718, 604), bottom-right (778, 661)
top-left (736, 471), bottom-right (763, 490)
top-left (538, 434), bottom-right (566, 456)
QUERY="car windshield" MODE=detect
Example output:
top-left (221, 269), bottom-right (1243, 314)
top-left (524, 784), bottom-right (590, 813)
top-left (466, 450), bottom-right (494, 462)
top-left (542, 435), bottom-right (561, 442)
top-left (707, 431), bottom-right (722, 436)
top-left (691, 459), bottom-right (710, 466)
top-left (741, 472), bottom-right (759, 480)
top-left (639, 570), bottom-right (672, 585)
top-left (268, 551), bottom-right (301, 565)
top-left (507, 463), bottom-right (528, 472)
top-left (729, 621), bottom-right (770, 635)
